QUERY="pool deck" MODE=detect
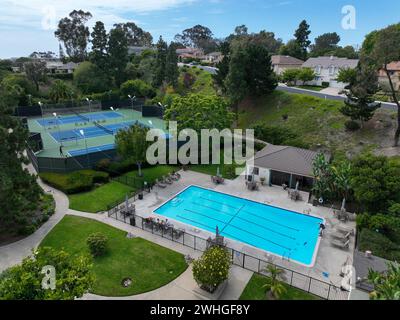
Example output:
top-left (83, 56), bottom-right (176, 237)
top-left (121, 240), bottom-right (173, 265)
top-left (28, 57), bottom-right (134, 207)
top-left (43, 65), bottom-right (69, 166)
top-left (133, 170), bottom-right (356, 290)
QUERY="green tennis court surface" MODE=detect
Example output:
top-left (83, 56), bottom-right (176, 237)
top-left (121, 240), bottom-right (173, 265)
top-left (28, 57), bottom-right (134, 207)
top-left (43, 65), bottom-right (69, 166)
top-left (28, 109), bottom-right (166, 159)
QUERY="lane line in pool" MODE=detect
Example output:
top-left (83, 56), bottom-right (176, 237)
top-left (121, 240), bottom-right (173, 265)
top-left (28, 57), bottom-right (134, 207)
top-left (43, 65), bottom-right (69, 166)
top-left (199, 196), bottom-right (242, 210)
top-left (220, 205), bottom-right (245, 234)
top-left (222, 227), bottom-right (292, 251)
top-left (177, 214), bottom-right (224, 231)
top-left (189, 200), bottom-right (237, 217)
top-left (184, 209), bottom-right (229, 225)
top-left (233, 215), bottom-right (296, 240)
top-left (240, 209), bottom-right (300, 232)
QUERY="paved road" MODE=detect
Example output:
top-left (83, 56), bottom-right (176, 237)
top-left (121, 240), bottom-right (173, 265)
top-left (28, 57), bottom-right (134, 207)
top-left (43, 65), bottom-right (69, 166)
top-left (276, 85), bottom-right (398, 111)
top-left (187, 63), bottom-right (398, 111)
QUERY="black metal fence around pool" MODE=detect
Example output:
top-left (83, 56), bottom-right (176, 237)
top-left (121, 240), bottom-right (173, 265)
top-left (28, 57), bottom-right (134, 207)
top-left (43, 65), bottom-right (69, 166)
top-left (107, 198), bottom-right (348, 301)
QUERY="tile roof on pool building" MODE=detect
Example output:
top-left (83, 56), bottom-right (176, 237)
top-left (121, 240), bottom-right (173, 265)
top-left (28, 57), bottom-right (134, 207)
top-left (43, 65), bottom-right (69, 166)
top-left (253, 144), bottom-right (330, 177)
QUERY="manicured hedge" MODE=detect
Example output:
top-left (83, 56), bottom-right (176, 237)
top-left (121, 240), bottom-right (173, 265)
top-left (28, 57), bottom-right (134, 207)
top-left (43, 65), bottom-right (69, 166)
top-left (40, 170), bottom-right (109, 194)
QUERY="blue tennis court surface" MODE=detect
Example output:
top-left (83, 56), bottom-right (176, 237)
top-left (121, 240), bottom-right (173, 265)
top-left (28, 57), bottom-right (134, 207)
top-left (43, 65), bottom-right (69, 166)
top-left (155, 186), bottom-right (323, 266)
top-left (37, 111), bottom-right (123, 127)
top-left (68, 144), bottom-right (116, 157)
top-left (49, 120), bottom-right (154, 142)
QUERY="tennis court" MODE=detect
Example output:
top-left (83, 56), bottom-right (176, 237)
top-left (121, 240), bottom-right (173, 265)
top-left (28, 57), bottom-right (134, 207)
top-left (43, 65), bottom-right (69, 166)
top-left (27, 109), bottom-right (167, 160)
top-left (36, 111), bottom-right (123, 127)
top-left (49, 120), bottom-right (155, 142)
top-left (68, 144), bottom-right (116, 157)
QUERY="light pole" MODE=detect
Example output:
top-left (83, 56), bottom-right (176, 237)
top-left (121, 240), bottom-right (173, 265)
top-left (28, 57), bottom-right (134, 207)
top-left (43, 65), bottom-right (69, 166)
top-left (128, 95), bottom-right (136, 112)
top-left (86, 98), bottom-right (92, 113)
top-left (80, 129), bottom-right (90, 168)
top-left (38, 101), bottom-right (43, 117)
top-left (53, 112), bottom-right (63, 147)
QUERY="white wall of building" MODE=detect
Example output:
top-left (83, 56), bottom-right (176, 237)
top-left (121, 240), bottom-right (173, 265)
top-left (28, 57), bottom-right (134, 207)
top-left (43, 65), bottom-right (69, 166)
top-left (246, 165), bottom-right (270, 184)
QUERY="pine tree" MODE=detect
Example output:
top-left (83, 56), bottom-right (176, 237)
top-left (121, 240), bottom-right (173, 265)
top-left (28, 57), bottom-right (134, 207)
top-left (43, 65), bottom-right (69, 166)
top-left (165, 43), bottom-right (179, 88)
top-left (153, 36), bottom-right (168, 87)
top-left (294, 20), bottom-right (311, 60)
top-left (0, 85), bottom-right (42, 234)
top-left (340, 64), bottom-right (381, 127)
top-left (90, 21), bottom-right (109, 71)
top-left (213, 41), bottom-right (230, 92)
top-left (108, 27), bottom-right (129, 86)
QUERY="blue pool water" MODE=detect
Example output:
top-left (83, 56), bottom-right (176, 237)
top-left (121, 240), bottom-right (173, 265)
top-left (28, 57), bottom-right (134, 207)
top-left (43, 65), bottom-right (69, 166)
top-left (155, 186), bottom-right (323, 266)
top-left (37, 111), bottom-right (123, 127)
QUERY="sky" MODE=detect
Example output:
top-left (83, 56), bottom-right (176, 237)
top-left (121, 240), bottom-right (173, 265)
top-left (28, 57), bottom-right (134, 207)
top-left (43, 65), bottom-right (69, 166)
top-left (0, 0), bottom-right (399, 58)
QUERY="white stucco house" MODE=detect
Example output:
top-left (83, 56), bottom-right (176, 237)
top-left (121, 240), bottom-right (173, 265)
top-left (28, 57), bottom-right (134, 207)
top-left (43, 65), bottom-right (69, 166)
top-left (302, 56), bottom-right (359, 89)
top-left (271, 55), bottom-right (304, 75)
top-left (246, 144), bottom-right (328, 192)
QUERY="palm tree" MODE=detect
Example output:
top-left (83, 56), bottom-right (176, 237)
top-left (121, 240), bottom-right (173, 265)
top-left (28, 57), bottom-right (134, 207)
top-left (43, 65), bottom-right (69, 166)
top-left (262, 265), bottom-right (287, 300)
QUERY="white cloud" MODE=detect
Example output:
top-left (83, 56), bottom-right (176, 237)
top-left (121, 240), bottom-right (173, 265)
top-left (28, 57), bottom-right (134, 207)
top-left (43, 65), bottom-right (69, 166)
top-left (0, 0), bottom-right (197, 30)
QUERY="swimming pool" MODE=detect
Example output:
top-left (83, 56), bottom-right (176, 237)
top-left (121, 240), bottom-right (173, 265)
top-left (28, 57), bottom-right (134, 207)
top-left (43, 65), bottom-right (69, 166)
top-left (154, 186), bottom-right (323, 266)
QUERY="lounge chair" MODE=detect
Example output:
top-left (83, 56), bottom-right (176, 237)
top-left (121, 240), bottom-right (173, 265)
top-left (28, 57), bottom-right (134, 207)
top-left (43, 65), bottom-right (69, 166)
top-left (336, 225), bottom-right (354, 235)
top-left (163, 176), bottom-right (173, 185)
top-left (170, 173), bottom-right (180, 181)
top-left (331, 231), bottom-right (351, 241)
top-left (331, 239), bottom-right (350, 250)
top-left (156, 179), bottom-right (167, 188)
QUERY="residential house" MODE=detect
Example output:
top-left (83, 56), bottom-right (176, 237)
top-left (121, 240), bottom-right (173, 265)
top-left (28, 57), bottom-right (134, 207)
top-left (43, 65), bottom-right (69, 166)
top-left (176, 47), bottom-right (204, 61)
top-left (246, 144), bottom-right (329, 192)
top-left (302, 56), bottom-right (359, 89)
top-left (44, 60), bottom-right (79, 74)
top-left (271, 55), bottom-right (304, 75)
top-left (202, 52), bottom-right (223, 64)
top-left (378, 61), bottom-right (400, 92)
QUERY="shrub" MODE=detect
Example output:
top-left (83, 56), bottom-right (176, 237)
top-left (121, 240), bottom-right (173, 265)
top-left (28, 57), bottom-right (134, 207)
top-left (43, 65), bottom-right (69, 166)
top-left (95, 159), bottom-right (111, 172)
top-left (251, 123), bottom-right (309, 148)
top-left (224, 165), bottom-right (237, 180)
top-left (345, 120), bottom-right (361, 131)
top-left (39, 170), bottom-right (109, 194)
top-left (321, 82), bottom-right (330, 88)
top-left (192, 246), bottom-right (231, 293)
top-left (86, 233), bottom-right (108, 257)
top-left (120, 79), bottom-right (156, 98)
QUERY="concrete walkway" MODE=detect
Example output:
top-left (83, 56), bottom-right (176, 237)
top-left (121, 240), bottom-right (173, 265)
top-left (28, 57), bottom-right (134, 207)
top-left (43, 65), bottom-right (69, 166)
top-left (0, 164), bottom-right (69, 273)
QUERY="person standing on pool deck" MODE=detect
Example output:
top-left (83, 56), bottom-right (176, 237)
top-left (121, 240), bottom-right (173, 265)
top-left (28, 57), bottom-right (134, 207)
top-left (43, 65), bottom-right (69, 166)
top-left (59, 145), bottom-right (64, 157)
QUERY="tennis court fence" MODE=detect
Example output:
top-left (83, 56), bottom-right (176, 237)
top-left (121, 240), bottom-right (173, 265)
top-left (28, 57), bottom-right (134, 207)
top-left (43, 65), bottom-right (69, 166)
top-left (106, 195), bottom-right (349, 301)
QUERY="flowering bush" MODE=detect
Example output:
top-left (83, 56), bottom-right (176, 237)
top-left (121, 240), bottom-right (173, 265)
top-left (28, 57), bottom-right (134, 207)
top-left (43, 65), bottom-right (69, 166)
top-left (192, 246), bottom-right (231, 293)
top-left (86, 233), bottom-right (108, 257)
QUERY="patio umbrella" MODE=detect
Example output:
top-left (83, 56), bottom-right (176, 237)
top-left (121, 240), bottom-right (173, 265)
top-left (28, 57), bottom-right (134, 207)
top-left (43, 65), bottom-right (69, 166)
top-left (217, 166), bottom-right (221, 177)
top-left (125, 194), bottom-right (129, 210)
top-left (216, 225), bottom-right (220, 237)
top-left (295, 181), bottom-right (300, 191)
top-left (341, 198), bottom-right (346, 212)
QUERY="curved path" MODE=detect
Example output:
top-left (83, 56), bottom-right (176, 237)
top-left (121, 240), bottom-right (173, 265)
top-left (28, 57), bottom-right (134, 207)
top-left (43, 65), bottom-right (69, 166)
top-left (0, 163), bottom-right (69, 273)
top-left (0, 164), bottom-right (251, 300)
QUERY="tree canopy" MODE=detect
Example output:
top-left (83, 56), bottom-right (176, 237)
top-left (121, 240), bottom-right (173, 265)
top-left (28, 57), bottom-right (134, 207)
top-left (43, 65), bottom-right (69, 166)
top-left (55, 10), bottom-right (92, 62)
top-left (0, 247), bottom-right (94, 300)
top-left (0, 84), bottom-right (42, 235)
top-left (164, 94), bottom-right (234, 133)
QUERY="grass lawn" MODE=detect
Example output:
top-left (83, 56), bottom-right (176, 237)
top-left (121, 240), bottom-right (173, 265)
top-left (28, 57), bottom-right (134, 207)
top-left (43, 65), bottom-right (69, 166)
top-left (124, 165), bottom-right (177, 183)
top-left (189, 163), bottom-right (245, 180)
top-left (295, 85), bottom-right (324, 91)
top-left (238, 90), bottom-right (394, 155)
top-left (239, 273), bottom-right (320, 300)
top-left (69, 181), bottom-right (135, 213)
top-left (40, 216), bottom-right (188, 297)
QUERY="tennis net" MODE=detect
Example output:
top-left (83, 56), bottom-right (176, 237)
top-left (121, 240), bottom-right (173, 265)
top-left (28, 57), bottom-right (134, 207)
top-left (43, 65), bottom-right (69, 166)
top-left (73, 111), bottom-right (90, 122)
top-left (94, 121), bottom-right (114, 135)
